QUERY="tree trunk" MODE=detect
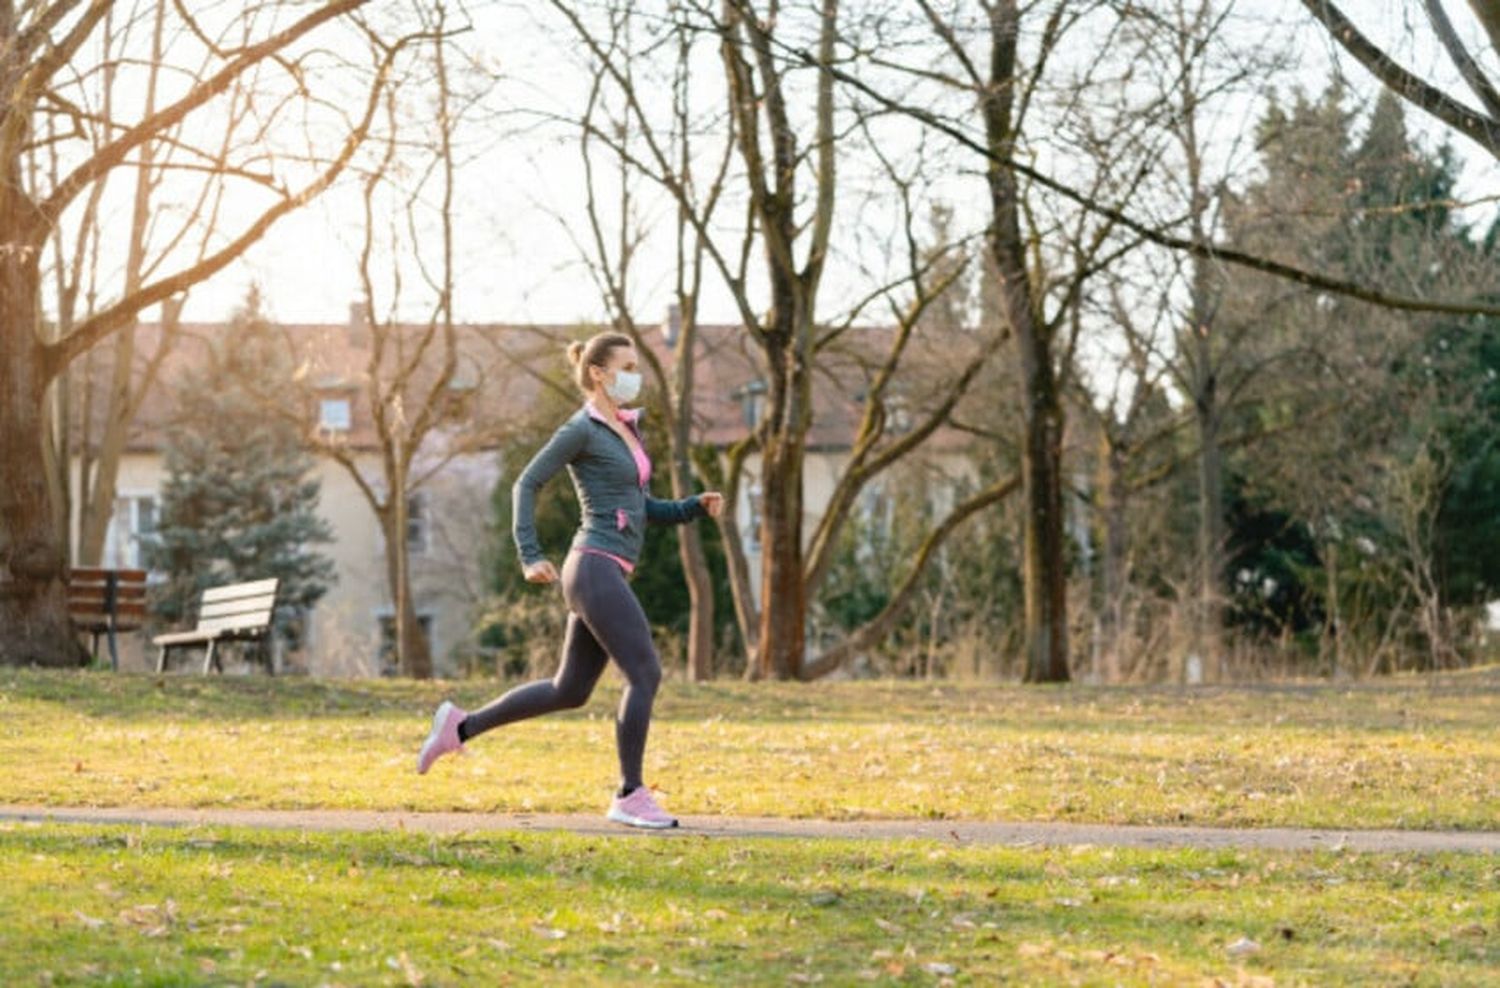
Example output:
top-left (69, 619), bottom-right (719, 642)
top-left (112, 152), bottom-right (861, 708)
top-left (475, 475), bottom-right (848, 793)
top-left (383, 508), bottom-right (432, 679)
top-left (69, 0), bottom-right (166, 568)
top-left (0, 194), bottom-right (80, 666)
top-left (1096, 429), bottom-right (1128, 683)
top-left (1194, 393), bottom-right (1225, 680)
top-left (76, 324), bottom-right (136, 565)
top-left (983, 0), bottom-right (1068, 684)
top-left (668, 307), bottom-right (715, 681)
top-left (669, 426), bottom-right (714, 680)
top-left (1018, 378), bottom-right (1070, 682)
top-left (754, 429), bottom-right (807, 680)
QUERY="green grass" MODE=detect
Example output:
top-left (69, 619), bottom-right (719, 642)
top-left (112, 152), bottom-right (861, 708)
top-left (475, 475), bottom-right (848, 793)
top-left (2, 667), bottom-right (1497, 830)
top-left (4, 822), bottom-right (1497, 986)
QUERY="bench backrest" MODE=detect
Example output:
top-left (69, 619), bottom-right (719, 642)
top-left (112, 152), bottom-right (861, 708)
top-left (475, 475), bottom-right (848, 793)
top-left (66, 568), bottom-right (148, 627)
top-left (195, 578), bottom-right (279, 635)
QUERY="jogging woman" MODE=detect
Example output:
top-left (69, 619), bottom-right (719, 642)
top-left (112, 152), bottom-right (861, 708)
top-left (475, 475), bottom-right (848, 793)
top-left (416, 331), bottom-right (723, 829)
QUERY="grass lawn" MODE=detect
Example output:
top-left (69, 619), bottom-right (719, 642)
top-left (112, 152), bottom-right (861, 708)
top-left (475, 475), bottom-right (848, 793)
top-left (3, 821), bottom-right (1495, 986)
top-left (2, 667), bottom-right (1496, 830)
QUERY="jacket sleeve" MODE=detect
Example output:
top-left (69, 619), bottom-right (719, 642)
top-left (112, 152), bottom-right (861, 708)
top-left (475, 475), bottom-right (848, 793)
top-left (645, 493), bottom-right (708, 526)
top-left (512, 419), bottom-right (587, 566)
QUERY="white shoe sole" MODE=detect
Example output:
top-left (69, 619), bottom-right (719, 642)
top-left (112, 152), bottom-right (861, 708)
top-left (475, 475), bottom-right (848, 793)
top-left (607, 806), bottom-right (679, 829)
top-left (416, 701), bottom-right (456, 775)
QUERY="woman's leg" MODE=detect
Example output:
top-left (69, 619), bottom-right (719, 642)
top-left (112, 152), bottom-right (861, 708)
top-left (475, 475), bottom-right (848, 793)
top-left (459, 609), bottom-right (609, 741)
top-left (564, 553), bottom-right (661, 794)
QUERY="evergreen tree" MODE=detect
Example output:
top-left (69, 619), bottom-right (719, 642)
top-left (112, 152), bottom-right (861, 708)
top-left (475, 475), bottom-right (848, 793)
top-left (146, 289), bottom-right (336, 661)
top-left (1221, 80), bottom-right (1492, 664)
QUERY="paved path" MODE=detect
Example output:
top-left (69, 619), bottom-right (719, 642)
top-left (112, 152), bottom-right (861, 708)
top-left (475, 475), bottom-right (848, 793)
top-left (3, 805), bottom-right (1496, 853)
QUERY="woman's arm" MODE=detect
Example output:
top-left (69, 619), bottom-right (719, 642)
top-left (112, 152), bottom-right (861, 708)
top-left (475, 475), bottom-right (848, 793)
top-left (646, 491), bottom-right (723, 524)
top-left (512, 418), bottom-right (587, 566)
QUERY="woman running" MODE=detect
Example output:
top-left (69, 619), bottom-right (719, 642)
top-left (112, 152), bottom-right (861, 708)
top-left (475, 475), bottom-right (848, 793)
top-left (416, 331), bottom-right (723, 829)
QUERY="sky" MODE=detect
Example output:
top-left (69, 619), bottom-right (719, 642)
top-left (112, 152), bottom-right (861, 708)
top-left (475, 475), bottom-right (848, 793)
top-left (44, 1), bottom-right (1500, 332)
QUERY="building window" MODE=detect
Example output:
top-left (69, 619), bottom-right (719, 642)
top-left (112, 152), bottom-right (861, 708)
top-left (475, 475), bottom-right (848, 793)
top-left (734, 379), bottom-right (767, 430)
top-left (377, 612), bottom-right (434, 674)
top-left (406, 492), bottom-right (430, 555)
top-left (319, 397), bottom-right (352, 431)
top-left (104, 495), bottom-right (157, 570)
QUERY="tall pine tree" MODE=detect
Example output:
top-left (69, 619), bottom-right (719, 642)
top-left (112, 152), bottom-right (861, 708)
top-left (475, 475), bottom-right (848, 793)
top-left (146, 289), bottom-right (336, 666)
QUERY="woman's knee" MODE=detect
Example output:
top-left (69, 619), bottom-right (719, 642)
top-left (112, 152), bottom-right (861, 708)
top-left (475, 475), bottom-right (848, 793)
top-left (552, 676), bottom-right (594, 709)
top-left (625, 654), bottom-right (662, 695)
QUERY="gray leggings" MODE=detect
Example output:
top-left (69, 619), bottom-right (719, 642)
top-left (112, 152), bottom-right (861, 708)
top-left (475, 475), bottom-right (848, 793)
top-left (462, 549), bottom-right (662, 791)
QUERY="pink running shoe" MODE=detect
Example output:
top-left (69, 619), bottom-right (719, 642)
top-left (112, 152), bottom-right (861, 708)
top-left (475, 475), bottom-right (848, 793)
top-left (607, 786), bottom-right (679, 829)
top-left (416, 700), bottom-right (467, 774)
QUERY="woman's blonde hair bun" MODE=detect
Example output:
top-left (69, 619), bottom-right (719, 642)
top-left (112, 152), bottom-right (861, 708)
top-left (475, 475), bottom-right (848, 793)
top-left (567, 332), bottom-right (633, 393)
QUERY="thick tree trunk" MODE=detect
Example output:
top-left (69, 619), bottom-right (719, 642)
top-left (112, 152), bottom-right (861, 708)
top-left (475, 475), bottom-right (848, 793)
top-left (1018, 377), bottom-right (1070, 683)
top-left (984, 0), bottom-right (1069, 684)
top-left (1, 198), bottom-right (80, 666)
top-left (754, 431), bottom-right (807, 680)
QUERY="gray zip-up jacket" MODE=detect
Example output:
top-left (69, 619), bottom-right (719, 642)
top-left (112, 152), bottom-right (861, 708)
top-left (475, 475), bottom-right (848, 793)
top-left (512, 406), bottom-right (706, 568)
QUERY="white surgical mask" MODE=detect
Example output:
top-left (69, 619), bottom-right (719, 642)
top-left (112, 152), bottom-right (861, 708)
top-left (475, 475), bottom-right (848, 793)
top-left (606, 369), bottom-right (642, 403)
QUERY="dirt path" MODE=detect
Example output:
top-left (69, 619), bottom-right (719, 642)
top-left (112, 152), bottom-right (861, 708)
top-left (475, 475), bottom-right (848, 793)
top-left (3, 804), bottom-right (1496, 853)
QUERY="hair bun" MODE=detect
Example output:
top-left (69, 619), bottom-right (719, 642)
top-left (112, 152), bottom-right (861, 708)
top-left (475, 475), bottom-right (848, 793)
top-left (566, 341), bottom-right (585, 366)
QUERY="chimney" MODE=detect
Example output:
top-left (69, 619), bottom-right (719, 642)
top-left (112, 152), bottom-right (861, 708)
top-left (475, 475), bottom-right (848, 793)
top-left (662, 303), bottom-right (682, 349)
top-left (348, 300), bottom-right (371, 347)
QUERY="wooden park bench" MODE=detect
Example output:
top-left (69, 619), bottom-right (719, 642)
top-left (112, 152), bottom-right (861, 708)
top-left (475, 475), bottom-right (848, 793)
top-left (67, 567), bottom-right (148, 670)
top-left (153, 578), bottom-right (280, 675)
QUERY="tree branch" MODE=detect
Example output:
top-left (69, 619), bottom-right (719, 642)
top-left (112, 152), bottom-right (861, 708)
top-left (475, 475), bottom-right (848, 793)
top-left (1301, 0), bottom-right (1500, 160)
top-left (800, 473), bottom-right (1020, 680)
top-left (42, 26), bottom-right (402, 379)
top-left (38, 0), bottom-right (370, 230)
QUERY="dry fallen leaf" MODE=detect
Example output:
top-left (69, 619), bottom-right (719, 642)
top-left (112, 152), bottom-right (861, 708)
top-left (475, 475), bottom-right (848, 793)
top-left (1225, 936), bottom-right (1261, 956)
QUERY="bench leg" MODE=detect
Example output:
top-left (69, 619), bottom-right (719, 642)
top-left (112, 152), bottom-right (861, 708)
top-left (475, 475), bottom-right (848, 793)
top-left (202, 640), bottom-right (217, 675)
top-left (157, 645), bottom-right (168, 674)
top-left (107, 620), bottom-right (120, 673)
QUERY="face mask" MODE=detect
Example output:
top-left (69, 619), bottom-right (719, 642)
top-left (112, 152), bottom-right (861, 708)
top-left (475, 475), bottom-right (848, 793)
top-left (606, 369), bottom-right (642, 403)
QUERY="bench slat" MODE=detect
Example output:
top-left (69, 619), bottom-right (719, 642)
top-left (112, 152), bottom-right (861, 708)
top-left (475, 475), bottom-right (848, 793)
top-left (66, 585), bottom-right (148, 604)
top-left (202, 579), bottom-right (278, 604)
top-left (69, 567), bottom-right (148, 584)
top-left (197, 615), bottom-right (272, 634)
top-left (198, 595), bottom-right (277, 621)
top-left (69, 602), bottom-right (148, 621)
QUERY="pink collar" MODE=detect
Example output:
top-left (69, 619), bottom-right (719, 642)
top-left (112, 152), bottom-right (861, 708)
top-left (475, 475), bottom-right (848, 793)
top-left (585, 401), bottom-right (641, 426)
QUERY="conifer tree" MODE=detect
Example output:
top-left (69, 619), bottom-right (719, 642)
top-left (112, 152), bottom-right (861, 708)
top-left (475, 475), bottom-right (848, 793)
top-left (146, 289), bottom-right (336, 664)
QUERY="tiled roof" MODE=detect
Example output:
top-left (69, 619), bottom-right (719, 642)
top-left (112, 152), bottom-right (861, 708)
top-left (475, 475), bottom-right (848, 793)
top-left (74, 314), bottom-right (980, 456)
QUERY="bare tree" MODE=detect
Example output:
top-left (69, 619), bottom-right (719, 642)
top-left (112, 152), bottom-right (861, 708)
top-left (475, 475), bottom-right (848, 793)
top-left (268, 5), bottom-right (502, 679)
top-left (1, 0), bottom-right (400, 667)
top-left (1301, 1), bottom-right (1500, 164)
top-left (547, 1), bottom-right (1020, 680)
